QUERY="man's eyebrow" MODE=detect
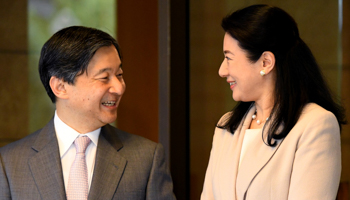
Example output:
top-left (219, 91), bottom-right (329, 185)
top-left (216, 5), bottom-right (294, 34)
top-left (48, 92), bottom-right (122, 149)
top-left (94, 64), bottom-right (123, 76)
top-left (94, 68), bottom-right (112, 76)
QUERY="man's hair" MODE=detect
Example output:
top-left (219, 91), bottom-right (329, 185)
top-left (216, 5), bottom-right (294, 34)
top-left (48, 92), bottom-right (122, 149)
top-left (39, 26), bottom-right (122, 103)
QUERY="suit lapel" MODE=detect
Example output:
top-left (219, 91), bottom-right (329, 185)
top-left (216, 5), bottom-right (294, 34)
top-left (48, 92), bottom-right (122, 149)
top-left (28, 119), bottom-right (66, 200)
top-left (236, 106), bottom-right (284, 199)
top-left (88, 125), bottom-right (126, 200)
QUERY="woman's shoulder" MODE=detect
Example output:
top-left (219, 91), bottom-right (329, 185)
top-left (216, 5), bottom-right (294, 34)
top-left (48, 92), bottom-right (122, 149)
top-left (301, 103), bottom-right (336, 119)
top-left (297, 103), bottom-right (338, 130)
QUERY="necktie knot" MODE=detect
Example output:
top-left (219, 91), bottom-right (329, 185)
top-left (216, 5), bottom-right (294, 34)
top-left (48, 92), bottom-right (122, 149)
top-left (74, 136), bottom-right (91, 154)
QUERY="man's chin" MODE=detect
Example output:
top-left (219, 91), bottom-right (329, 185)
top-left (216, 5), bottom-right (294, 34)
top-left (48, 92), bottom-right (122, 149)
top-left (103, 115), bottom-right (118, 125)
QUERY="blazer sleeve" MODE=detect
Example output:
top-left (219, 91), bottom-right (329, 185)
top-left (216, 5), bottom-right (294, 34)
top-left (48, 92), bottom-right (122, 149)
top-left (201, 112), bottom-right (231, 200)
top-left (200, 131), bottom-right (217, 200)
top-left (288, 110), bottom-right (341, 200)
top-left (146, 143), bottom-right (176, 200)
top-left (0, 153), bottom-right (11, 200)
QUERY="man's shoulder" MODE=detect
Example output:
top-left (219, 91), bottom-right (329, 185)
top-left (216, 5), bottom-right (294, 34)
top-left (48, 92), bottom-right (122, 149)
top-left (102, 125), bottom-right (159, 154)
top-left (0, 128), bottom-right (42, 157)
top-left (103, 124), bottom-right (155, 142)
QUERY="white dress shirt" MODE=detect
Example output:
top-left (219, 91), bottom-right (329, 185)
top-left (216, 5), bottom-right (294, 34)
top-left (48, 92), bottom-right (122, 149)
top-left (54, 111), bottom-right (100, 192)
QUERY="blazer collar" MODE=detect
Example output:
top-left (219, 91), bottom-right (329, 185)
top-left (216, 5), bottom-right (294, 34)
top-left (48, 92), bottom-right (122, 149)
top-left (235, 104), bottom-right (284, 199)
top-left (88, 124), bottom-right (127, 200)
top-left (29, 118), bottom-right (67, 200)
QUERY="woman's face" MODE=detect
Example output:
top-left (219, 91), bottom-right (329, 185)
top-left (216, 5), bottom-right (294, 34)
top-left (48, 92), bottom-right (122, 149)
top-left (219, 33), bottom-right (265, 102)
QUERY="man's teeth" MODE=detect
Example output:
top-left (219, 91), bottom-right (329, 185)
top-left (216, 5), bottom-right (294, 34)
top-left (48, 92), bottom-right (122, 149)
top-left (230, 82), bottom-right (235, 85)
top-left (102, 101), bottom-right (116, 106)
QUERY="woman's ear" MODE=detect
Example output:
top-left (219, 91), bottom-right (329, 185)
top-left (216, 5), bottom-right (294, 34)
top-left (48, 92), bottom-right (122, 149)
top-left (49, 76), bottom-right (69, 100)
top-left (261, 51), bottom-right (275, 75)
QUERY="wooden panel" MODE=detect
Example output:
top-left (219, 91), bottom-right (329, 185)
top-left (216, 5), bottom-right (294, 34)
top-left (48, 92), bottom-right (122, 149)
top-left (337, 182), bottom-right (349, 200)
top-left (116, 1), bottom-right (159, 142)
top-left (0, 0), bottom-right (28, 147)
top-left (169, 0), bottom-right (190, 199)
top-left (0, 1), bottom-right (27, 52)
top-left (342, 0), bottom-right (350, 186)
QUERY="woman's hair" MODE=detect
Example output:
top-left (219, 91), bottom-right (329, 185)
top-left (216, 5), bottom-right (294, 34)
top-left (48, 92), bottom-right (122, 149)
top-left (218, 4), bottom-right (346, 146)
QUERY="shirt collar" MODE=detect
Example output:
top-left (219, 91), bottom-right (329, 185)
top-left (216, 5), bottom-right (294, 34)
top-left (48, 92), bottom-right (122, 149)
top-left (54, 111), bottom-right (100, 157)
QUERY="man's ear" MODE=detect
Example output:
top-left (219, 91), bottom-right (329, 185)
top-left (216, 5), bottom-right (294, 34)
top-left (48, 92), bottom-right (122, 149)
top-left (49, 76), bottom-right (69, 100)
top-left (261, 51), bottom-right (275, 75)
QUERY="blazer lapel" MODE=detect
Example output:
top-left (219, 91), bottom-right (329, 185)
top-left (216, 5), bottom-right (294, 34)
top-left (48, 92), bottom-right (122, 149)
top-left (88, 125), bottom-right (126, 200)
top-left (28, 119), bottom-right (66, 200)
top-left (236, 106), bottom-right (284, 199)
top-left (226, 106), bottom-right (256, 200)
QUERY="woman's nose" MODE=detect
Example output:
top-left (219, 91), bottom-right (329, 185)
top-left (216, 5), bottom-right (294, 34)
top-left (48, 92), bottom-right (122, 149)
top-left (218, 60), bottom-right (228, 78)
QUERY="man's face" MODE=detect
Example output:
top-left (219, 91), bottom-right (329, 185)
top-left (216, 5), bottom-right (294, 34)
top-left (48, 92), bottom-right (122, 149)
top-left (64, 45), bottom-right (125, 132)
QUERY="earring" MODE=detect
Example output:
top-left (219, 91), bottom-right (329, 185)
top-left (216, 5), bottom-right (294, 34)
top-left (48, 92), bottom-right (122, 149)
top-left (260, 69), bottom-right (266, 76)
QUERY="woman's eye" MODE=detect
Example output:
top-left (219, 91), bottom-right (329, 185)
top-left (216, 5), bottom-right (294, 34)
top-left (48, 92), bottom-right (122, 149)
top-left (225, 56), bottom-right (232, 61)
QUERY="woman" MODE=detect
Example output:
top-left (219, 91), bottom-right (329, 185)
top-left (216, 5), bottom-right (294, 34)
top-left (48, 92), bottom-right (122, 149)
top-left (201, 4), bottom-right (346, 200)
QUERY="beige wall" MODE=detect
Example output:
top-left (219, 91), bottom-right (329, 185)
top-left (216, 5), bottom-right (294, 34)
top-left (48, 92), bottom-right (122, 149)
top-left (190, 0), bottom-right (349, 199)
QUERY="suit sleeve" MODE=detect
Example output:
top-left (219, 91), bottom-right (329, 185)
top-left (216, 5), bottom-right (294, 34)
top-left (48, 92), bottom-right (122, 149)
top-left (146, 143), bottom-right (176, 200)
top-left (0, 152), bottom-right (11, 200)
top-left (288, 111), bottom-right (341, 200)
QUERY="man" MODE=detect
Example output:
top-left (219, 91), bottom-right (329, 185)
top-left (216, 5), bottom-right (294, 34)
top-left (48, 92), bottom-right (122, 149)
top-left (0, 26), bottom-right (176, 200)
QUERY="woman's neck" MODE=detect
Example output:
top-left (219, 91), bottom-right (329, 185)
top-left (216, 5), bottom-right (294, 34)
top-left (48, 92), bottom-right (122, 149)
top-left (250, 96), bottom-right (274, 129)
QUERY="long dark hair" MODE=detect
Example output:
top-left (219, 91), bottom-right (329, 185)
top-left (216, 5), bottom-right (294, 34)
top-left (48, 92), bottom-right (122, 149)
top-left (218, 4), bottom-right (346, 146)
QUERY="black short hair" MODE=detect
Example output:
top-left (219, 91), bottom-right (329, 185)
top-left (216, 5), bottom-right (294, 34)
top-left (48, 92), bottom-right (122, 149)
top-left (39, 26), bottom-right (122, 103)
top-left (219, 5), bottom-right (346, 146)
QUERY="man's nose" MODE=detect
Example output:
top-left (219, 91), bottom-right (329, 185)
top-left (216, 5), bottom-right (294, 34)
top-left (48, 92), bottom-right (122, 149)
top-left (109, 77), bottom-right (126, 95)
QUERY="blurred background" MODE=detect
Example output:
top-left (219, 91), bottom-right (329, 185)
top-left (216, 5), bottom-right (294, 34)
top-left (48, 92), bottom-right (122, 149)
top-left (0, 0), bottom-right (349, 199)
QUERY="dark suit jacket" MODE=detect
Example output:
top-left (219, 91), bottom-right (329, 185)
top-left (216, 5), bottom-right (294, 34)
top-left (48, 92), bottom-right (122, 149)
top-left (0, 119), bottom-right (176, 200)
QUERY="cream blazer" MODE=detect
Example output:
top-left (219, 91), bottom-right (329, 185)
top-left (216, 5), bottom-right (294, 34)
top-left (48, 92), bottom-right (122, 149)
top-left (201, 103), bottom-right (341, 200)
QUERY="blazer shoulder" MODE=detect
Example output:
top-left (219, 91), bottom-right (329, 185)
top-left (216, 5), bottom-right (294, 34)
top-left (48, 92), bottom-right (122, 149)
top-left (302, 103), bottom-right (333, 114)
top-left (119, 128), bottom-right (156, 145)
top-left (0, 128), bottom-right (41, 155)
top-left (299, 103), bottom-right (337, 124)
top-left (104, 125), bottom-right (156, 144)
top-left (287, 103), bottom-right (340, 142)
top-left (102, 125), bottom-right (158, 155)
